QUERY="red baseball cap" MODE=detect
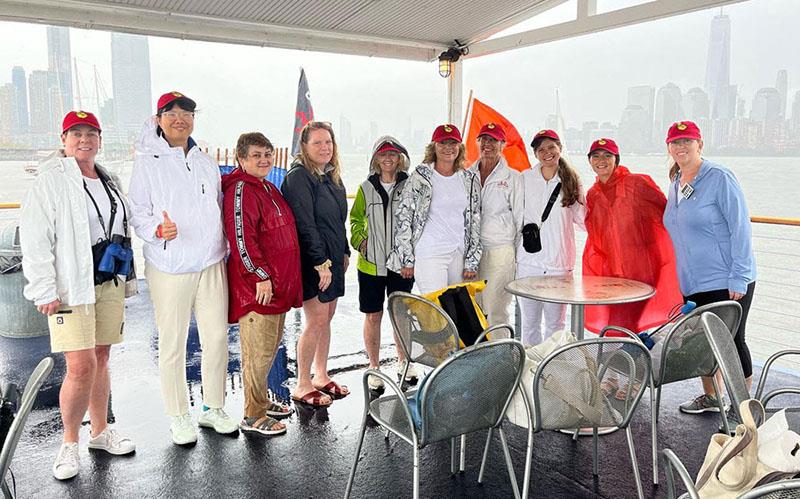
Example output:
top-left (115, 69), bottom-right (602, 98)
top-left (431, 124), bottom-right (463, 143)
top-left (530, 129), bottom-right (560, 148)
top-left (62, 110), bottom-right (101, 133)
top-left (588, 138), bottom-right (619, 156)
top-left (666, 121), bottom-right (702, 144)
top-left (376, 142), bottom-right (401, 153)
top-left (156, 91), bottom-right (196, 112)
top-left (477, 122), bottom-right (506, 142)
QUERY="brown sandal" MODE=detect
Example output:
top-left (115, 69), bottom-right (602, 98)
top-left (240, 416), bottom-right (286, 436)
top-left (291, 390), bottom-right (332, 408)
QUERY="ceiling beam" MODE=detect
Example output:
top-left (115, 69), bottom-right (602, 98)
top-left (467, 0), bottom-right (750, 58)
top-left (0, 0), bottom-right (444, 61)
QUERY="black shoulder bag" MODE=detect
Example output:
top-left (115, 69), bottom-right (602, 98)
top-left (521, 182), bottom-right (561, 254)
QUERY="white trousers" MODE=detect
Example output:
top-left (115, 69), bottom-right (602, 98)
top-left (477, 244), bottom-right (516, 327)
top-left (516, 264), bottom-right (569, 346)
top-left (145, 260), bottom-right (230, 416)
top-left (414, 249), bottom-right (464, 295)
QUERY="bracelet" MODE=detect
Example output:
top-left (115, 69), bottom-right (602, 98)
top-left (314, 259), bottom-right (332, 272)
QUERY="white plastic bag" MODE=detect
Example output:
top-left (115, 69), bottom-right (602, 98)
top-left (757, 409), bottom-right (800, 473)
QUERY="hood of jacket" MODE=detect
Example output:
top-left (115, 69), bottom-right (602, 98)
top-left (135, 115), bottom-right (197, 157)
top-left (370, 135), bottom-right (410, 171)
top-left (221, 166), bottom-right (270, 192)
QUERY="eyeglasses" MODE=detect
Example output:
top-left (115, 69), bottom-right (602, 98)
top-left (161, 111), bottom-right (195, 120)
top-left (247, 151), bottom-right (274, 160)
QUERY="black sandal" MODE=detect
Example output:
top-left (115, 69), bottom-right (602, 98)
top-left (240, 416), bottom-right (286, 436)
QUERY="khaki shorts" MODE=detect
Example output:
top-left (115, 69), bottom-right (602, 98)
top-left (47, 280), bottom-right (125, 353)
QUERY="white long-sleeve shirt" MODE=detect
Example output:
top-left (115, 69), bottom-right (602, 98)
top-left (516, 165), bottom-right (586, 272)
top-left (468, 157), bottom-right (524, 249)
top-left (128, 117), bottom-right (227, 274)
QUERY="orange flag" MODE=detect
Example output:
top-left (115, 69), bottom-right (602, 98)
top-left (465, 98), bottom-right (531, 172)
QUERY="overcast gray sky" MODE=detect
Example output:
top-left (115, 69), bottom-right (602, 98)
top-left (1, 0), bottom-right (798, 149)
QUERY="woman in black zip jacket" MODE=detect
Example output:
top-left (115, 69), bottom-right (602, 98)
top-left (281, 121), bottom-right (350, 408)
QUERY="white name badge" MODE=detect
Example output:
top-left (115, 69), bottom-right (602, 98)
top-left (680, 183), bottom-right (694, 199)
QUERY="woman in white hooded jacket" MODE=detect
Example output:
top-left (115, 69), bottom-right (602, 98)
top-left (127, 91), bottom-right (237, 445)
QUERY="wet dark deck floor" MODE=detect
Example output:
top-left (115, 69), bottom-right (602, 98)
top-left (3, 283), bottom-right (800, 499)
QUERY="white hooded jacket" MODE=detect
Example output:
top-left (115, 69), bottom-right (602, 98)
top-left (128, 117), bottom-right (226, 274)
top-left (20, 151), bottom-right (138, 306)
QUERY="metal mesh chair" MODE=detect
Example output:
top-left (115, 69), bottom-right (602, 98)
top-left (662, 448), bottom-right (800, 499)
top-left (754, 350), bottom-right (800, 418)
top-left (701, 311), bottom-right (753, 429)
top-left (387, 291), bottom-right (460, 382)
top-left (512, 337), bottom-right (652, 499)
top-left (604, 300), bottom-right (742, 484)
top-left (344, 339), bottom-right (526, 499)
top-left (1, 357), bottom-right (54, 499)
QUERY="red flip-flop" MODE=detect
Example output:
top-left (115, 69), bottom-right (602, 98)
top-left (314, 380), bottom-right (350, 398)
top-left (291, 390), bottom-right (332, 408)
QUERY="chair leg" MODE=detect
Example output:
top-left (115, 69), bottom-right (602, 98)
top-left (521, 424), bottom-right (534, 499)
top-left (711, 376), bottom-right (730, 435)
top-left (460, 434), bottom-right (466, 472)
top-left (498, 427), bottom-right (521, 499)
top-left (344, 416), bottom-right (369, 499)
top-left (651, 384), bottom-right (658, 485)
top-left (478, 428), bottom-right (493, 483)
top-left (451, 437), bottom-right (457, 475)
top-left (572, 428), bottom-right (580, 441)
top-left (592, 427), bottom-right (599, 476)
top-left (413, 446), bottom-right (420, 499)
top-left (626, 426), bottom-right (645, 499)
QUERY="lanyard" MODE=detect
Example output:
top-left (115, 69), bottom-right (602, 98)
top-left (83, 170), bottom-right (128, 240)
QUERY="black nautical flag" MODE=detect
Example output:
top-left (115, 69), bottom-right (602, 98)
top-left (291, 68), bottom-right (314, 156)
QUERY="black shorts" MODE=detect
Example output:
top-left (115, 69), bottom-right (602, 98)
top-left (357, 270), bottom-right (414, 314)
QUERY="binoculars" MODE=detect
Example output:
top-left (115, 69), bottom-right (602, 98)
top-left (99, 234), bottom-right (133, 277)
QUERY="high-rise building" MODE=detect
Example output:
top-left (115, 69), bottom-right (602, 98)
top-left (47, 26), bottom-right (73, 117)
top-left (339, 114), bottom-right (353, 149)
top-left (111, 33), bottom-right (152, 137)
top-left (791, 90), bottom-right (800, 133)
top-left (776, 69), bottom-right (788, 119)
top-left (655, 83), bottom-right (683, 134)
top-left (12, 66), bottom-right (29, 134)
top-left (705, 14), bottom-right (734, 120)
top-left (683, 88), bottom-right (710, 121)
top-left (751, 87), bottom-right (781, 124)
top-left (28, 70), bottom-right (57, 135)
top-left (618, 104), bottom-right (651, 152)
top-left (626, 85), bottom-right (654, 148)
top-left (0, 84), bottom-right (16, 140)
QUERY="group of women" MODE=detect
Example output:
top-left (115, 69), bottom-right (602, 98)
top-left (19, 88), bottom-right (757, 481)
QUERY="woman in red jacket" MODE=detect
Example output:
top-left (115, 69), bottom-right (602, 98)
top-left (223, 132), bottom-right (303, 436)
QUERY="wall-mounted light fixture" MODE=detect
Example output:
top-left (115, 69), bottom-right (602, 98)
top-left (437, 43), bottom-right (468, 78)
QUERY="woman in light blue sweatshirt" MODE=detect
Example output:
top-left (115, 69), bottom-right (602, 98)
top-left (662, 121), bottom-right (756, 423)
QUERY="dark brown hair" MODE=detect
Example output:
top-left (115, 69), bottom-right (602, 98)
top-left (235, 132), bottom-right (274, 165)
top-left (534, 139), bottom-right (582, 207)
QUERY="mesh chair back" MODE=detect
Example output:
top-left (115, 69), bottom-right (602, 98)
top-left (700, 312), bottom-right (751, 413)
top-left (417, 339), bottom-right (524, 446)
top-left (532, 338), bottom-right (651, 431)
top-left (653, 301), bottom-right (742, 386)
top-left (388, 292), bottom-right (460, 369)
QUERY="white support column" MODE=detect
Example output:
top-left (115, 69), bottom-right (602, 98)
top-left (577, 0), bottom-right (597, 19)
top-left (447, 59), bottom-right (463, 126)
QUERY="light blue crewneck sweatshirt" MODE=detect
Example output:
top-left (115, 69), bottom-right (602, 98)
top-left (663, 159), bottom-right (756, 296)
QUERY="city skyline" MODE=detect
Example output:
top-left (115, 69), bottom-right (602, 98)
top-left (0, 0), bottom-right (799, 156)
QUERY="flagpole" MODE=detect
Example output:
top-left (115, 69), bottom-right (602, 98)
top-left (462, 89), bottom-right (474, 133)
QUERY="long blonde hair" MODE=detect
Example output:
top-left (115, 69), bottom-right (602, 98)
top-left (422, 142), bottom-right (467, 171)
top-left (293, 121), bottom-right (342, 186)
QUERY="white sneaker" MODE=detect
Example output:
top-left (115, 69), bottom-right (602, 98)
top-left (367, 372), bottom-right (384, 390)
top-left (170, 414), bottom-right (198, 445)
top-left (88, 427), bottom-right (136, 455)
top-left (198, 407), bottom-right (239, 435)
top-left (397, 362), bottom-right (420, 382)
top-left (52, 442), bottom-right (80, 480)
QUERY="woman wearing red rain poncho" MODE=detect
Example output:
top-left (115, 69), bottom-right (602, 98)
top-left (582, 138), bottom-right (681, 334)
